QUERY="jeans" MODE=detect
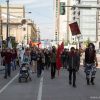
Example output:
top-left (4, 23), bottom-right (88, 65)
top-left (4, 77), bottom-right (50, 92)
top-left (12, 59), bottom-right (16, 71)
top-left (69, 70), bottom-right (76, 85)
top-left (37, 64), bottom-right (42, 77)
top-left (5, 63), bottom-right (11, 78)
top-left (51, 63), bottom-right (56, 78)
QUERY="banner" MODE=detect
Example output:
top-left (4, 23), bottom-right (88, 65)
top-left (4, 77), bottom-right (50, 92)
top-left (69, 22), bottom-right (81, 36)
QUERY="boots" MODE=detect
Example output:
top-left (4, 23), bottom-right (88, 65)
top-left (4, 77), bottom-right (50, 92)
top-left (87, 78), bottom-right (90, 85)
top-left (73, 83), bottom-right (76, 88)
top-left (69, 80), bottom-right (72, 85)
top-left (91, 77), bottom-right (95, 85)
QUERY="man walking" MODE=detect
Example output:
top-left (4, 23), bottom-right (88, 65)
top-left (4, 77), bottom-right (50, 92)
top-left (4, 48), bottom-right (12, 79)
top-left (30, 48), bottom-right (37, 73)
top-left (50, 46), bottom-right (57, 79)
top-left (84, 43), bottom-right (98, 85)
top-left (67, 47), bottom-right (80, 87)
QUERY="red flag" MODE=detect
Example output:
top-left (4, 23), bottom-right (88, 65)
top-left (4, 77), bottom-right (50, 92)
top-left (56, 45), bottom-right (62, 71)
top-left (60, 42), bottom-right (64, 52)
top-left (56, 42), bottom-right (64, 76)
top-left (69, 22), bottom-right (81, 36)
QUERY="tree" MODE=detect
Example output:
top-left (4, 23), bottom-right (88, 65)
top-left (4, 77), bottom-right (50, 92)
top-left (84, 38), bottom-right (91, 47)
top-left (9, 36), bottom-right (18, 48)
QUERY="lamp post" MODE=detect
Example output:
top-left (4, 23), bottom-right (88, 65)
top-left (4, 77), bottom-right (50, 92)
top-left (6, 0), bottom-right (9, 47)
top-left (37, 27), bottom-right (40, 42)
top-left (55, 32), bottom-right (58, 45)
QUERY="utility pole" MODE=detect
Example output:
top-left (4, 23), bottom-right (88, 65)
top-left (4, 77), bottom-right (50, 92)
top-left (27, 23), bottom-right (28, 45)
top-left (6, 0), bottom-right (9, 47)
top-left (0, 5), bottom-right (2, 49)
top-left (67, 0), bottom-right (70, 44)
top-left (57, 0), bottom-right (60, 44)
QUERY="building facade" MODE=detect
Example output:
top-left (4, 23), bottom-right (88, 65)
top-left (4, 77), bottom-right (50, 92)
top-left (54, 0), bottom-right (73, 45)
top-left (80, 0), bottom-right (97, 43)
top-left (97, 0), bottom-right (100, 48)
top-left (54, 0), bottom-right (100, 48)
top-left (0, 4), bottom-right (38, 46)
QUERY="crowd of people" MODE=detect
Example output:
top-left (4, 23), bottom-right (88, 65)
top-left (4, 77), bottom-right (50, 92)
top-left (0, 42), bottom-right (98, 88)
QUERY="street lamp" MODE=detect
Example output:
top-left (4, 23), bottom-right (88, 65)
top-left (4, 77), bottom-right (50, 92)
top-left (6, 0), bottom-right (9, 47)
top-left (36, 27), bottom-right (40, 42)
top-left (55, 32), bottom-right (58, 44)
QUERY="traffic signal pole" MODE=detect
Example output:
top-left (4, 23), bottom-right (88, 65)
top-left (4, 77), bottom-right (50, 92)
top-left (62, 4), bottom-right (100, 9)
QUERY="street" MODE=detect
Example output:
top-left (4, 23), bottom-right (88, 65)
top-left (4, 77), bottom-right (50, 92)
top-left (1, 0), bottom-right (100, 100)
top-left (0, 66), bottom-right (100, 100)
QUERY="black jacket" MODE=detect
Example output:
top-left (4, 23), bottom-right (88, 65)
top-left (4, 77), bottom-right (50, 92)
top-left (67, 52), bottom-right (80, 71)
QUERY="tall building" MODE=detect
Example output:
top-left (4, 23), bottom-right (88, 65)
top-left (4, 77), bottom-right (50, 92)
top-left (0, 5), bottom-right (2, 36)
top-left (0, 5), bottom-right (2, 48)
top-left (1, 5), bottom-right (25, 42)
top-left (0, 4), bottom-right (38, 45)
top-left (97, 0), bottom-right (100, 48)
top-left (79, 0), bottom-right (97, 42)
top-left (54, 0), bottom-right (73, 45)
top-left (54, 0), bottom-right (100, 48)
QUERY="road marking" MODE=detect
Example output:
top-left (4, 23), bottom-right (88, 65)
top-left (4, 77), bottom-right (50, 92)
top-left (0, 73), bottom-right (19, 94)
top-left (37, 74), bottom-right (44, 100)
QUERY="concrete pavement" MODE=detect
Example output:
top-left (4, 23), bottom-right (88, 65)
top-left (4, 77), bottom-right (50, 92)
top-left (0, 67), bottom-right (100, 100)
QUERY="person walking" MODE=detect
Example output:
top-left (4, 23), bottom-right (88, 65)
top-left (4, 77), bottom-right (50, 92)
top-left (11, 49), bottom-right (17, 71)
top-left (84, 43), bottom-right (98, 85)
top-left (37, 49), bottom-right (43, 77)
top-left (50, 46), bottom-right (57, 79)
top-left (75, 49), bottom-right (81, 71)
top-left (23, 49), bottom-right (31, 65)
top-left (30, 48), bottom-right (37, 73)
top-left (67, 47), bottom-right (80, 87)
top-left (44, 49), bottom-right (51, 70)
top-left (61, 48), bottom-right (69, 69)
top-left (4, 48), bottom-right (12, 79)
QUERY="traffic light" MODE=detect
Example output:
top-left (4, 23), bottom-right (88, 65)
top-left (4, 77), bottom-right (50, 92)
top-left (60, 2), bottom-right (65, 15)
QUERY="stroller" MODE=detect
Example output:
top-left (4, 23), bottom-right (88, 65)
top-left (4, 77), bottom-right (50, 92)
top-left (18, 63), bottom-right (32, 82)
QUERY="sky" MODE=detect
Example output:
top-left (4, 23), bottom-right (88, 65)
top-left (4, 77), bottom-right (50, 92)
top-left (0, 0), bottom-right (54, 40)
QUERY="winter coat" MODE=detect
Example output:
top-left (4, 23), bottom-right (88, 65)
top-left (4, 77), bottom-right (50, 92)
top-left (67, 52), bottom-right (80, 71)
